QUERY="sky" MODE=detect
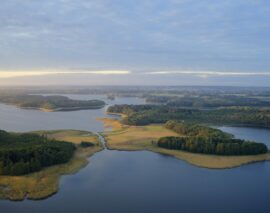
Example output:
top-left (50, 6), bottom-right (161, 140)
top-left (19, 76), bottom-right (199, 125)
top-left (0, 0), bottom-right (270, 86)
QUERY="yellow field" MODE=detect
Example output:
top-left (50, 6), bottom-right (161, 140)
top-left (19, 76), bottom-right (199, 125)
top-left (149, 147), bottom-right (270, 169)
top-left (0, 130), bottom-right (102, 201)
top-left (99, 116), bottom-right (178, 150)
top-left (34, 129), bottom-right (100, 145)
top-left (97, 117), bottom-right (125, 132)
top-left (101, 118), bottom-right (270, 169)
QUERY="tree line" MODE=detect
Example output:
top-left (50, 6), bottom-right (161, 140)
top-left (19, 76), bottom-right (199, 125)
top-left (156, 121), bottom-right (268, 155)
top-left (0, 94), bottom-right (105, 110)
top-left (157, 136), bottom-right (268, 155)
top-left (164, 120), bottom-right (232, 139)
top-left (0, 130), bottom-right (76, 176)
top-left (107, 104), bottom-right (270, 128)
top-left (145, 94), bottom-right (270, 108)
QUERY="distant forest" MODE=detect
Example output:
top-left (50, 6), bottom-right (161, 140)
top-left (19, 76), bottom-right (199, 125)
top-left (145, 95), bottom-right (270, 108)
top-left (0, 94), bottom-right (105, 111)
top-left (157, 121), bottom-right (268, 155)
top-left (107, 104), bottom-right (270, 127)
top-left (0, 131), bottom-right (76, 176)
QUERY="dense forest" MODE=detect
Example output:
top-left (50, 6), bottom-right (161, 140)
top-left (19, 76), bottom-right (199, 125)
top-left (107, 104), bottom-right (270, 127)
top-left (0, 94), bottom-right (105, 111)
top-left (0, 130), bottom-right (76, 176)
top-left (164, 120), bottom-right (232, 139)
top-left (157, 121), bottom-right (268, 155)
top-left (157, 136), bottom-right (268, 155)
top-left (145, 95), bottom-right (270, 108)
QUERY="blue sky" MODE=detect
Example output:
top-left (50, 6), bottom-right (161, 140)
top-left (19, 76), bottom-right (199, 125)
top-left (0, 0), bottom-right (270, 86)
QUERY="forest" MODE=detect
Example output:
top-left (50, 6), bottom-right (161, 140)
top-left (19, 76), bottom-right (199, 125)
top-left (164, 120), bottom-right (232, 138)
top-left (107, 104), bottom-right (270, 127)
top-left (0, 130), bottom-right (76, 176)
top-left (157, 121), bottom-right (268, 155)
top-left (145, 95), bottom-right (270, 108)
top-left (0, 94), bottom-right (105, 111)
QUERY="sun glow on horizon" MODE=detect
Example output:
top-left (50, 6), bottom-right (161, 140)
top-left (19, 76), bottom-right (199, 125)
top-left (1, 70), bottom-right (270, 80)
top-left (0, 70), bottom-right (131, 78)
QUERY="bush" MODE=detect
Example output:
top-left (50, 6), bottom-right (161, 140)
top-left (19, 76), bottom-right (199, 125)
top-left (80, 141), bottom-right (95, 148)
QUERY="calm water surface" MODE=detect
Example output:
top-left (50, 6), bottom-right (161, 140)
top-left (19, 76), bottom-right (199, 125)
top-left (0, 94), bottom-right (145, 132)
top-left (219, 126), bottom-right (270, 148)
top-left (0, 95), bottom-right (270, 213)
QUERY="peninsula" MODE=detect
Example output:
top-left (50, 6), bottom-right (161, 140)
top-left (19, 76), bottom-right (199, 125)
top-left (100, 116), bottom-right (270, 169)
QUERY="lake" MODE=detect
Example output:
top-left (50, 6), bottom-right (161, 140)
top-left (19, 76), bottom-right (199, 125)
top-left (219, 126), bottom-right (270, 148)
top-left (0, 94), bottom-right (145, 132)
top-left (0, 95), bottom-right (270, 213)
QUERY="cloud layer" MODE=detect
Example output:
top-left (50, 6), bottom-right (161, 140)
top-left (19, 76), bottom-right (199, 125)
top-left (0, 0), bottom-right (270, 85)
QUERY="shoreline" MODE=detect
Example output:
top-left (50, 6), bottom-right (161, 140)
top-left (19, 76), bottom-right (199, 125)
top-left (0, 102), bottom-right (105, 112)
top-left (0, 130), bottom-right (103, 201)
top-left (100, 117), bottom-right (270, 169)
top-left (21, 105), bottom-right (106, 112)
top-left (106, 145), bottom-right (270, 169)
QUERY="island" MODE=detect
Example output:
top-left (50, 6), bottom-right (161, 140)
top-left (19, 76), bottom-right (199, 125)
top-left (0, 94), bottom-right (105, 111)
top-left (0, 129), bottom-right (103, 201)
top-left (100, 114), bottom-right (270, 169)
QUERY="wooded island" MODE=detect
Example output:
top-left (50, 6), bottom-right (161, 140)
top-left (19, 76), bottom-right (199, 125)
top-left (0, 94), bottom-right (105, 111)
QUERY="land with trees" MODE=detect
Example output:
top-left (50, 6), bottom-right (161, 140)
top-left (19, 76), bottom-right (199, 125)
top-left (1, 85), bottom-right (270, 200)
top-left (0, 94), bottom-right (105, 111)
top-left (0, 130), bottom-right (76, 176)
top-left (2, 85), bottom-right (270, 111)
top-left (158, 121), bottom-right (268, 155)
top-left (107, 104), bottom-right (270, 127)
top-left (0, 130), bottom-right (102, 201)
top-left (145, 94), bottom-right (270, 108)
top-left (100, 117), bottom-right (270, 169)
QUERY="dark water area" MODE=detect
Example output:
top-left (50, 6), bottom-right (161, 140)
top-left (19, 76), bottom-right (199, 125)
top-left (1, 95), bottom-right (270, 213)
